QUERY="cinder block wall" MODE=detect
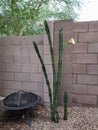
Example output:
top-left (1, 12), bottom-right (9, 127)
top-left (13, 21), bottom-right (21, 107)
top-left (71, 21), bottom-right (98, 106)
top-left (0, 35), bottom-right (44, 101)
top-left (1, 20), bottom-right (98, 106)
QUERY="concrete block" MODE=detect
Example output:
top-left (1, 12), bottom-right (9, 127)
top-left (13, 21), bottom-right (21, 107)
top-left (87, 65), bottom-right (98, 74)
top-left (44, 55), bottom-right (51, 65)
top-left (0, 56), bottom-right (13, 64)
top-left (45, 65), bottom-right (52, 74)
top-left (6, 64), bottom-right (21, 72)
top-left (44, 84), bottom-right (48, 93)
top-left (71, 84), bottom-right (87, 94)
top-left (88, 43), bottom-right (98, 53)
top-left (72, 54), bottom-right (77, 63)
top-left (38, 83), bottom-right (43, 92)
top-left (76, 54), bottom-right (97, 63)
top-left (30, 73), bottom-right (43, 82)
top-left (61, 74), bottom-right (72, 84)
top-left (0, 88), bottom-right (15, 97)
top-left (87, 85), bottom-right (98, 95)
top-left (44, 45), bottom-right (50, 54)
top-left (0, 63), bottom-right (6, 71)
top-left (77, 75), bottom-right (97, 85)
top-left (72, 74), bottom-right (77, 84)
top-left (0, 80), bottom-right (6, 88)
top-left (89, 21), bottom-right (98, 31)
top-left (62, 54), bottom-right (72, 64)
top-left (73, 22), bottom-right (89, 32)
top-left (74, 43), bottom-right (87, 53)
top-left (13, 56), bottom-right (29, 64)
top-left (78, 32), bottom-right (98, 43)
top-left (15, 72), bottom-right (29, 81)
top-left (70, 94), bottom-right (97, 105)
top-left (73, 64), bottom-right (86, 74)
top-left (73, 32), bottom-right (78, 43)
top-left (6, 46), bottom-right (21, 55)
top-left (44, 92), bottom-right (50, 103)
top-left (22, 82), bottom-right (38, 91)
top-left (0, 46), bottom-right (5, 56)
top-left (22, 64), bottom-right (39, 73)
top-left (0, 72), bottom-right (14, 80)
top-left (6, 81), bottom-right (22, 89)
top-left (62, 63), bottom-right (72, 74)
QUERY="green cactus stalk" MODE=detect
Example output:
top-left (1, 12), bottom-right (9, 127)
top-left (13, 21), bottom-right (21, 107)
top-left (33, 20), bottom-right (75, 123)
top-left (63, 91), bottom-right (68, 120)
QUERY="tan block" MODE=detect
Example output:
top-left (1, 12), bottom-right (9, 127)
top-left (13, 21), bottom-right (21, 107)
top-left (62, 63), bottom-right (72, 74)
top-left (15, 72), bottom-right (29, 81)
top-left (70, 94), bottom-right (97, 105)
top-left (44, 55), bottom-right (51, 65)
top-left (73, 32), bottom-right (78, 43)
top-left (13, 56), bottom-right (29, 64)
top-left (74, 43), bottom-right (87, 53)
top-left (0, 46), bottom-right (5, 56)
top-left (73, 64), bottom-right (86, 74)
top-left (6, 81), bottom-right (22, 89)
top-left (38, 83), bottom-right (43, 92)
top-left (73, 22), bottom-right (89, 32)
top-left (89, 21), bottom-right (98, 31)
top-left (22, 82), bottom-right (38, 91)
top-left (45, 65), bottom-right (52, 74)
top-left (76, 54), bottom-right (97, 63)
top-left (78, 32), bottom-right (98, 43)
top-left (0, 63), bottom-right (6, 71)
top-left (87, 65), bottom-right (98, 74)
top-left (22, 64), bottom-right (40, 73)
top-left (87, 85), bottom-right (98, 95)
top-left (6, 46), bottom-right (21, 55)
top-left (0, 72), bottom-right (14, 80)
top-left (44, 45), bottom-right (50, 54)
top-left (71, 84), bottom-right (87, 94)
top-left (0, 80), bottom-right (6, 88)
top-left (61, 74), bottom-right (72, 84)
top-left (0, 56), bottom-right (13, 64)
top-left (77, 75), bottom-right (97, 85)
top-left (72, 54), bottom-right (77, 63)
top-left (44, 84), bottom-right (48, 93)
top-left (21, 45), bottom-right (35, 56)
top-left (44, 92), bottom-right (50, 103)
top-left (72, 74), bottom-right (77, 84)
top-left (0, 88), bottom-right (15, 97)
top-left (88, 43), bottom-right (98, 53)
top-left (62, 54), bottom-right (72, 64)
top-left (30, 73), bottom-right (43, 82)
top-left (6, 64), bottom-right (21, 72)
top-left (20, 35), bottom-right (43, 45)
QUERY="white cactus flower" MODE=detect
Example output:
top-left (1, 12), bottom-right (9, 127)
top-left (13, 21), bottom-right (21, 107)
top-left (67, 38), bottom-right (75, 45)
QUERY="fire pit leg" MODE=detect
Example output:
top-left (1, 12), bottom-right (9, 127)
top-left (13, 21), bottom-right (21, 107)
top-left (24, 109), bottom-right (33, 127)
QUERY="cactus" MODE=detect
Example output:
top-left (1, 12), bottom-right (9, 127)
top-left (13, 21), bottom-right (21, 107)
top-left (63, 91), bottom-right (68, 120)
top-left (33, 20), bottom-right (75, 123)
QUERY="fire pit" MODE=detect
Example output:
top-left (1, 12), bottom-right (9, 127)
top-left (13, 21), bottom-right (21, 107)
top-left (0, 90), bottom-right (41, 126)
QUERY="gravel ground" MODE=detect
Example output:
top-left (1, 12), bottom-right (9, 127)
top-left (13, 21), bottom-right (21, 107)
top-left (0, 105), bottom-right (98, 130)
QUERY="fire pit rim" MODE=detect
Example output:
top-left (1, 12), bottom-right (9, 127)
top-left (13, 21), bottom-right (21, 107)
top-left (0, 90), bottom-right (41, 110)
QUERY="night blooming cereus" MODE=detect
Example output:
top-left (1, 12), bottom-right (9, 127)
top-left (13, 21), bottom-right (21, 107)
top-left (63, 38), bottom-right (75, 49)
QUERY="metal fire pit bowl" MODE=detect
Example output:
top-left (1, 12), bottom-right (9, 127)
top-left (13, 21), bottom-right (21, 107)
top-left (0, 90), bottom-right (41, 126)
top-left (0, 90), bottom-right (41, 110)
